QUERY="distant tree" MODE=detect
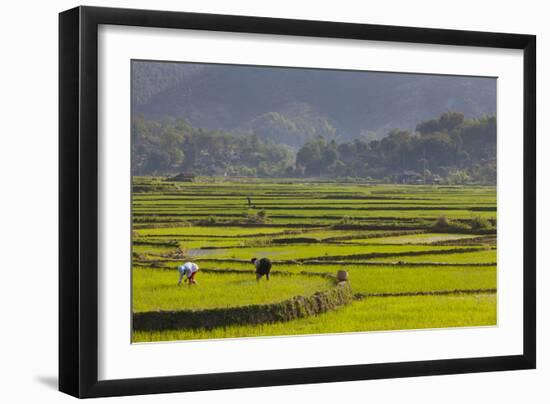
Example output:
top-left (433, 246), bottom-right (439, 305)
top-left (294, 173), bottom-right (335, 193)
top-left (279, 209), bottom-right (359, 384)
top-left (447, 169), bottom-right (472, 185)
top-left (416, 111), bottom-right (464, 134)
top-left (296, 137), bottom-right (325, 176)
top-left (439, 111), bottom-right (465, 131)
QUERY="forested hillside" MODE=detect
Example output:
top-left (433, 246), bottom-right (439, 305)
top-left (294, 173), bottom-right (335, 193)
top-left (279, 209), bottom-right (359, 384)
top-left (294, 112), bottom-right (496, 183)
top-left (132, 111), bottom-right (496, 184)
top-left (132, 116), bottom-right (294, 177)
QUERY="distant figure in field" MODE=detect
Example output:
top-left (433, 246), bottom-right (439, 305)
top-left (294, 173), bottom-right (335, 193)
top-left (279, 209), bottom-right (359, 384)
top-left (251, 257), bottom-right (272, 281)
top-left (247, 196), bottom-right (252, 208)
top-left (178, 262), bottom-right (199, 286)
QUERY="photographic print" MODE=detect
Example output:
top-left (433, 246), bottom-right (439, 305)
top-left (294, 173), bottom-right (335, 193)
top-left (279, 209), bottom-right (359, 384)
top-left (131, 60), bottom-right (497, 343)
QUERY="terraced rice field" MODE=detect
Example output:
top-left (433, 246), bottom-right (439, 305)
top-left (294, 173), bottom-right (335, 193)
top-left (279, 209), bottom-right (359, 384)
top-left (134, 270), bottom-right (333, 312)
top-left (132, 178), bottom-right (497, 342)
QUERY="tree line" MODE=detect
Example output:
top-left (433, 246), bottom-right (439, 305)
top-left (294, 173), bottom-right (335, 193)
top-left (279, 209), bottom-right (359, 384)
top-left (132, 111), bottom-right (496, 184)
top-left (132, 116), bottom-right (294, 177)
top-left (295, 112), bottom-right (496, 184)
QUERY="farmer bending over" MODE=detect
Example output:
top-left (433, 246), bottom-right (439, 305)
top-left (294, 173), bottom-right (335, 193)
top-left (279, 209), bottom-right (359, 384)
top-left (178, 262), bottom-right (199, 286)
top-left (252, 257), bottom-right (272, 281)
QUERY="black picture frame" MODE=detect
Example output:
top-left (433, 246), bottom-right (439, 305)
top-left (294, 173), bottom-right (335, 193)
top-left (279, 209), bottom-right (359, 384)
top-left (59, 5), bottom-right (536, 398)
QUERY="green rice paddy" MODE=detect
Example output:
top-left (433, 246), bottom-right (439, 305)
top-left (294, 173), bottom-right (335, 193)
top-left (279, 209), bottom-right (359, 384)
top-left (134, 293), bottom-right (497, 341)
top-left (133, 269), bottom-right (332, 312)
top-left (132, 178), bottom-right (497, 342)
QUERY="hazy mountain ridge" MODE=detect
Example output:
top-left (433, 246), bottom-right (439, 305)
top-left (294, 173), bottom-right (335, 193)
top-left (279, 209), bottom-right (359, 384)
top-left (132, 61), bottom-right (496, 148)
